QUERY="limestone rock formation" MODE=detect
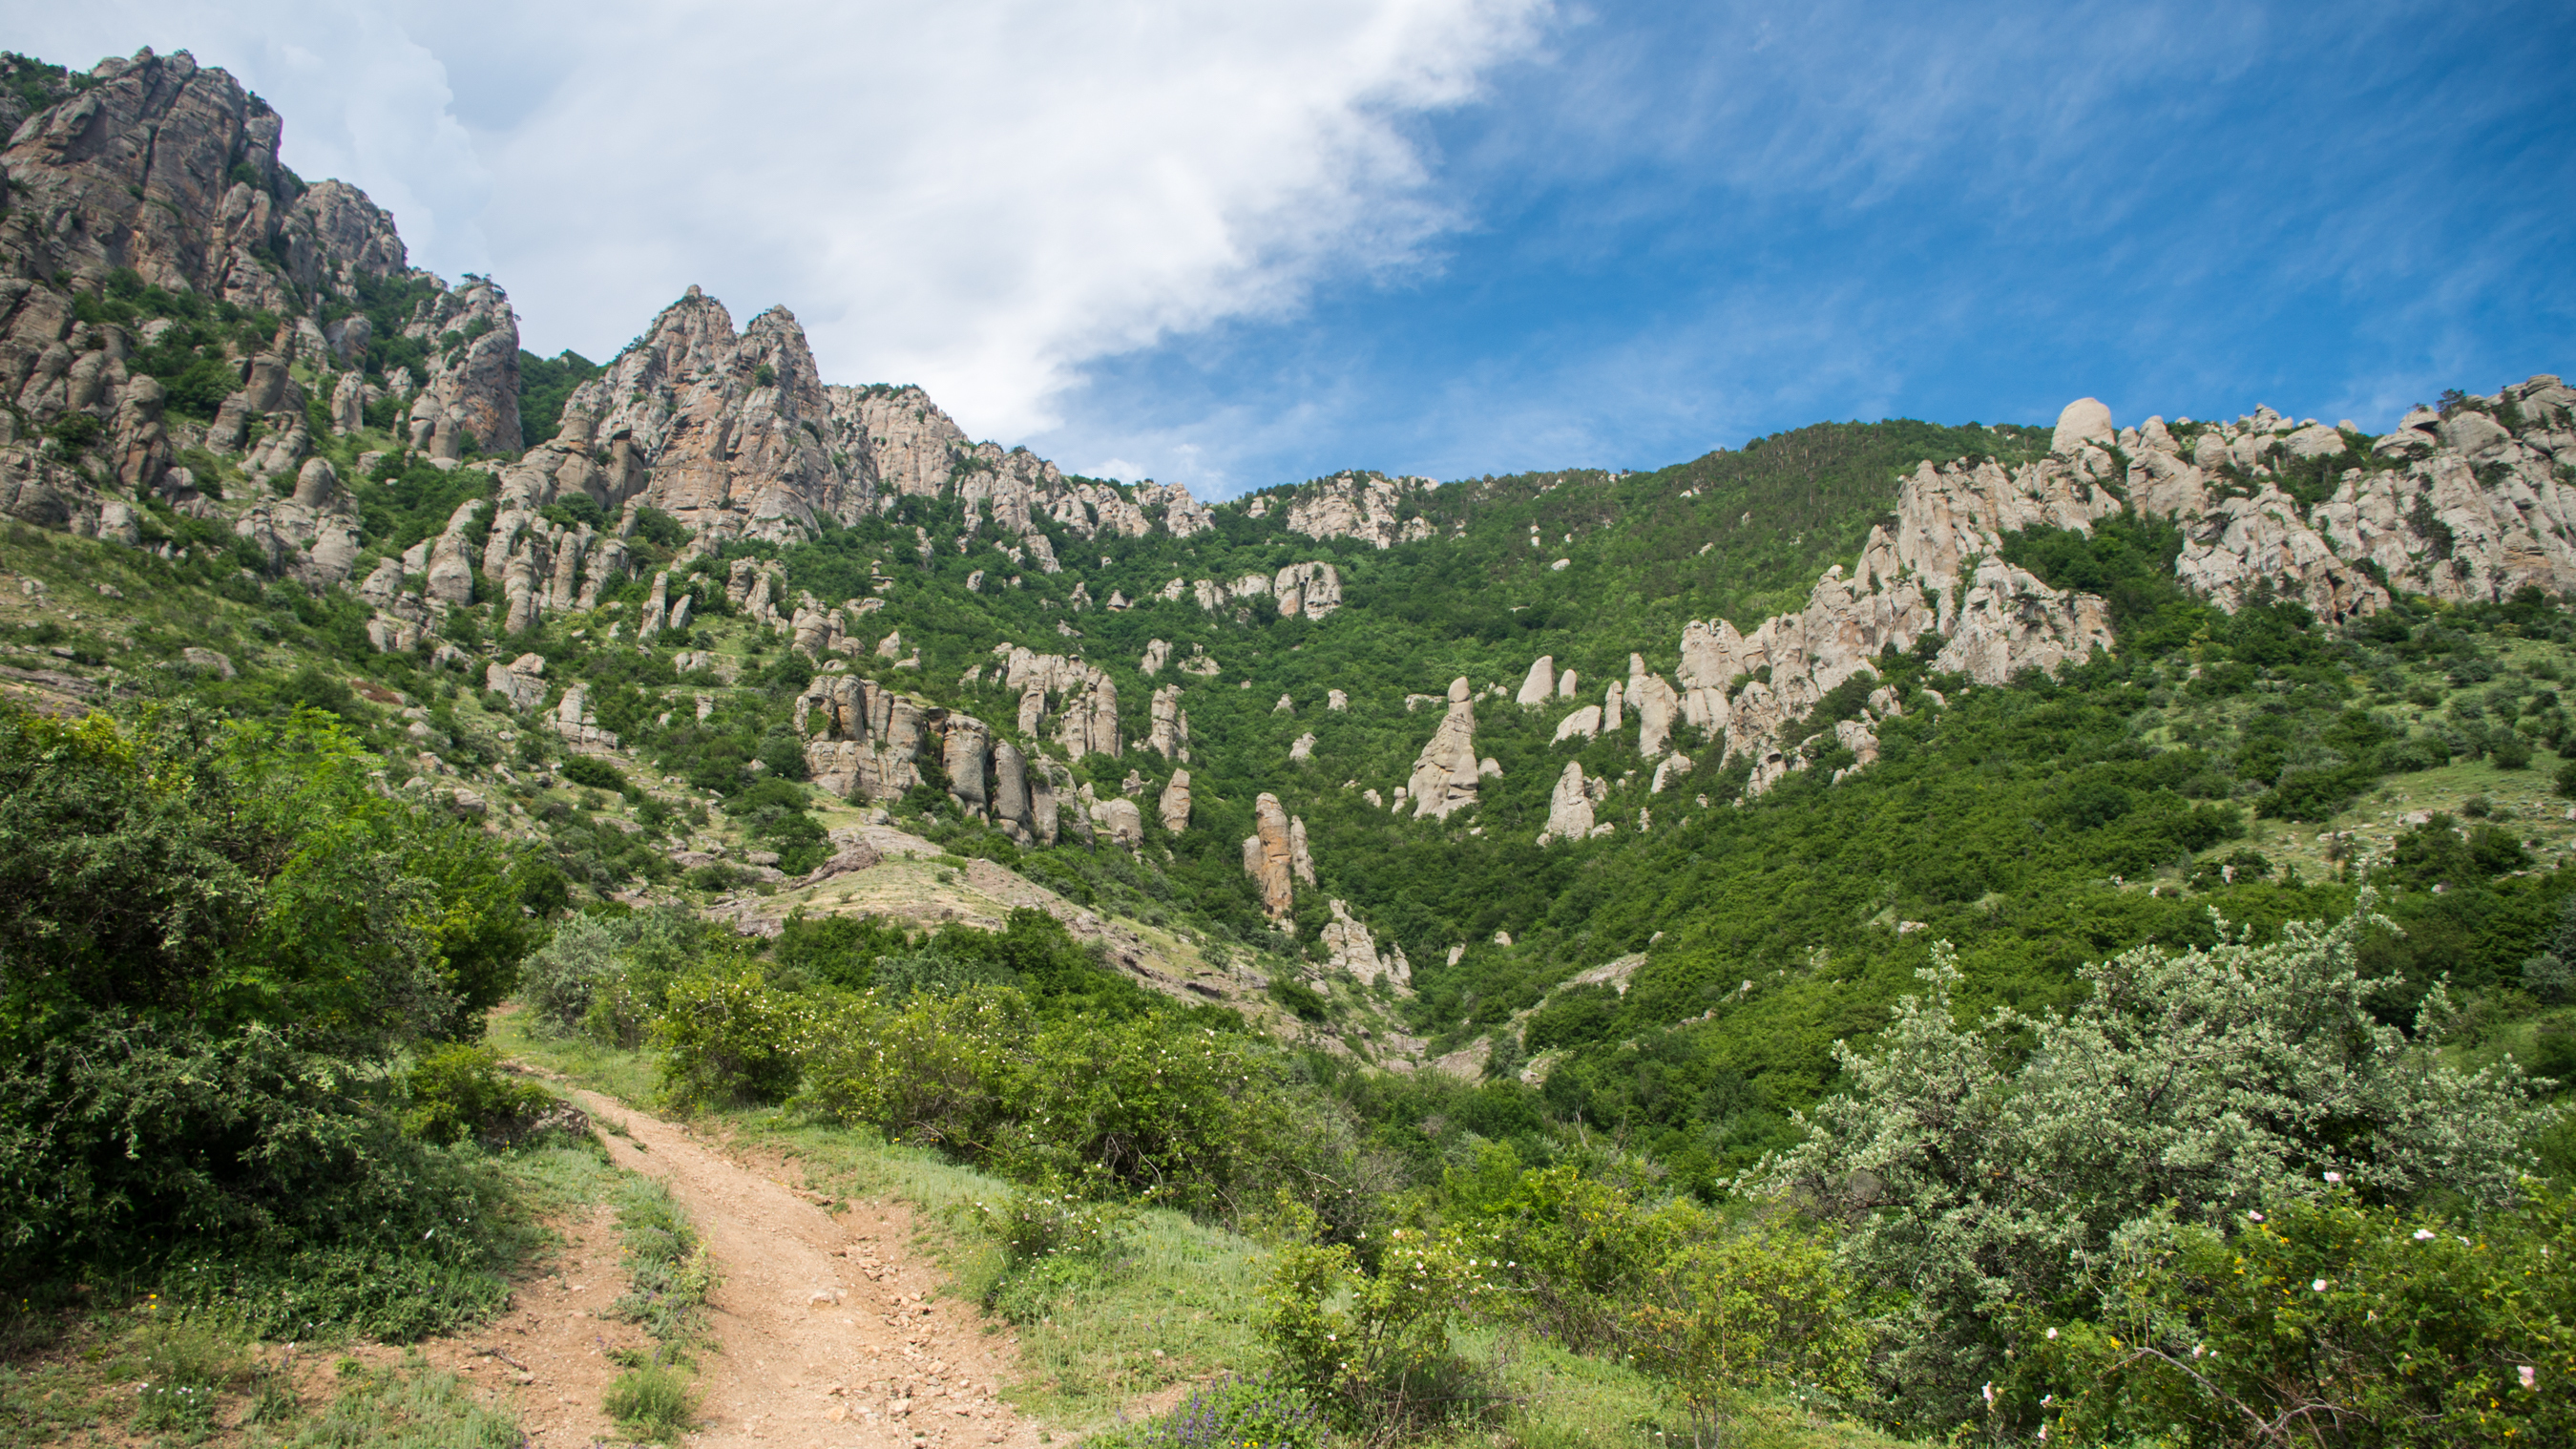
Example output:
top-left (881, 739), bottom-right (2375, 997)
top-left (2052, 397), bottom-right (2115, 455)
top-left (554, 287), bottom-right (862, 543)
top-left (1321, 899), bottom-right (1412, 988)
top-left (486, 653), bottom-right (549, 712)
top-left (1243, 793), bottom-right (1299, 926)
top-left (1090, 795), bottom-right (1144, 850)
top-left (1405, 678), bottom-right (1484, 820)
top-left (1147, 683), bottom-right (1190, 761)
top-left (1282, 472), bottom-right (1436, 549)
top-left (999, 646), bottom-right (1121, 760)
top-left (1158, 770), bottom-right (1192, 833)
top-left (1517, 656), bottom-right (1556, 705)
top-left (1539, 762), bottom-right (1604, 845)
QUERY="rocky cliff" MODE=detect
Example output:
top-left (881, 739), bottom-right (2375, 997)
top-left (1513, 381), bottom-right (2576, 807)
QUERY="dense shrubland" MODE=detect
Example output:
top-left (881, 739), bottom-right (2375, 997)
top-left (0, 702), bottom-right (571, 1337)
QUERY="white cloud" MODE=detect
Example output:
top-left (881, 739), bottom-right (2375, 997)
top-left (13, 0), bottom-right (1546, 443)
top-left (456, 0), bottom-right (1547, 438)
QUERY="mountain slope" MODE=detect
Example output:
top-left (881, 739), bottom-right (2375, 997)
top-left (5, 43), bottom-right (2575, 1181)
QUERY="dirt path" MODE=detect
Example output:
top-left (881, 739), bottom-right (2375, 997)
top-left (568, 1091), bottom-right (1043, 1449)
top-left (386, 1092), bottom-right (1049, 1449)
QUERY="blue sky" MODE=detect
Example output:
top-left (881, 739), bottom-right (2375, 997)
top-left (1035, 1), bottom-right (2576, 486)
top-left (19, 0), bottom-right (2575, 494)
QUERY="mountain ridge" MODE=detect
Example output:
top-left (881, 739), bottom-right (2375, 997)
top-left (5, 42), bottom-right (2574, 1100)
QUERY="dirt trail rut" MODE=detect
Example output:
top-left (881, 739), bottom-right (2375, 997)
top-left (569, 1091), bottom-right (1043, 1449)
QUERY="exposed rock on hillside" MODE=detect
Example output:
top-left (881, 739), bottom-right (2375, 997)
top-left (1158, 770), bottom-right (1192, 832)
top-left (1282, 471), bottom-right (1435, 549)
top-left (1243, 793), bottom-right (1300, 925)
top-left (1147, 683), bottom-right (1190, 761)
top-left (1405, 677), bottom-right (1485, 820)
top-left (1539, 761), bottom-right (1607, 845)
top-left (1321, 899), bottom-right (1411, 988)
top-left (1517, 656), bottom-right (1556, 704)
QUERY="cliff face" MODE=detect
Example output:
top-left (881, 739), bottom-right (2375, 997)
top-left (555, 287), bottom-right (865, 543)
top-left (0, 46), bottom-right (517, 554)
top-left (1519, 383), bottom-right (2576, 806)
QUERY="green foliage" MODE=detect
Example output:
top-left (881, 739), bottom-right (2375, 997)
top-left (1259, 1223), bottom-right (1494, 1439)
top-left (0, 704), bottom-right (545, 1327)
top-left (401, 1041), bottom-right (553, 1146)
top-left (652, 965), bottom-right (832, 1108)
top-left (609, 1177), bottom-right (715, 1343)
top-left (2013, 1185), bottom-right (2576, 1447)
top-left (603, 1364), bottom-right (697, 1442)
top-left (516, 347), bottom-right (601, 448)
top-left (1625, 1225), bottom-right (1874, 1449)
top-left (1757, 904), bottom-right (2552, 1434)
top-left (971, 1187), bottom-right (1132, 1322)
top-left (560, 753), bottom-right (627, 792)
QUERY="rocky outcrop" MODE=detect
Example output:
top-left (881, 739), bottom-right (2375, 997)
top-left (401, 278), bottom-right (522, 453)
top-left (1517, 656), bottom-right (1556, 705)
top-left (1931, 558), bottom-right (2114, 683)
top-left (998, 645), bottom-right (1121, 760)
top-left (1405, 677), bottom-right (1487, 820)
top-left (1272, 561), bottom-right (1343, 620)
top-left (1158, 770), bottom-right (1192, 833)
top-left (1243, 793), bottom-right (1299, 926)
top-left (0, 49), bottom-right (397, 310)
top-left (554, 287), bottom-right (864, 544)
top-left (486, 652), bottom-right (549, 712)
top-left (1539, 762), bottom-right (1609, 845)
top-left (1090, 794), bottom-right (1144, 850)
top-left (1146, 683), bottom-right (1190, 761)
top-left (1280, 471), bottom-right (1435, 549)
top-left (1320, 899), bottom-right (1411, 988)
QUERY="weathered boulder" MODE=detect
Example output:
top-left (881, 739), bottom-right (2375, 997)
top-left (1405, 678), bottom-right (1483, 820)
top-left (2052, 397), bottom-right (2115, 455)
top-left (1147, 683), bottom-right (1190, 762)
top-left (1158, 770), bottom-right (1192, 833)
top-left (1321, 899), bottom-right (1411, 988)
top-left (1243, 793), bottom-right (1298, 925)
top-left (485, 652), bottom-right (548, 712)
top-left (1539, 762), bottom-right (1597, 845)
top-left (1516, 656), bottom-right (1556, 705)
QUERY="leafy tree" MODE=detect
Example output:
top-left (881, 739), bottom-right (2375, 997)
top-left (0, 703), bottom-right (543, 1318)
top-left (2013, 1185), bottom-right (2576, 1447)
top-left (1757, 902), bottom-right (2553, 1434)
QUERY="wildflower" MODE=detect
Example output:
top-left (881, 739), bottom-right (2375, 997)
top-left (1981, 1382), bottom-right (1994, 1407)
top-left (2415, 1228), bottom-right (2438, 1241)
top-left (2520, 1366), bottom-right (2537, 1391)
top-left (2247, 1210), bottom-right (2265, 1222)
top-left (2313, 1279), bottom-right (2328, 1292)
top-left (2323, 1170), bottom-right (2342, 1184)
top-left (2045, 1327), bottom-right (2059, 1340)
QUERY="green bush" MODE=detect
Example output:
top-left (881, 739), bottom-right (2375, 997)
top-left (560, 754), bottom-right (627, 792)
top-left (604, 1364), bottom-right (697, 1441)
top-left (402, 1041), bottom-right (554, 1145)
top-left (1757, 902), bottom-right (2551, 1433)
top-left (2013, 1185), bottom-right (2576, 1446)
top-left (971, 1188), bottom-right (1131, 1322)
top-left (1259, 1226), bottom-right (1493, 1439)
top-left (0, 704), bottom-right (541, 1313)
top-left (652, 966), bottom-right (833, 1108)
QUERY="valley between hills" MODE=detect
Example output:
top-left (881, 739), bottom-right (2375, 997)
top-left (4, 43), bottom-right (2573, 1449)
